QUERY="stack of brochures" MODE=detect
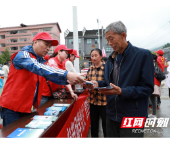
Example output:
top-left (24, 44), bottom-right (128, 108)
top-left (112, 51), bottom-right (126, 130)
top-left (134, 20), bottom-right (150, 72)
top-left (7, 104), bottom-right (69, 138)
top-left (44, 105), bottom-right (67, 116)
top-left (7, 128), bottom-right (44, 138)
top-left (32, 115), bottom-right (58, 121)
top-left (53, 103), bottom-right (70, 107)
top-left (7, 115), bottom-right (59, 138)
top-left (25, 120), bottom-right (52, 129)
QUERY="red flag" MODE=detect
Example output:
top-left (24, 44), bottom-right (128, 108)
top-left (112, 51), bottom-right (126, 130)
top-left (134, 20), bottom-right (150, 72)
top-left (102, 47), bottom-right (106, 57)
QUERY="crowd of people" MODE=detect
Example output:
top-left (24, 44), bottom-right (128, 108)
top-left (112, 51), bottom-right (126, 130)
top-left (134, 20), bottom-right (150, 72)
top-left (0, 21), bottom-right (169, 138)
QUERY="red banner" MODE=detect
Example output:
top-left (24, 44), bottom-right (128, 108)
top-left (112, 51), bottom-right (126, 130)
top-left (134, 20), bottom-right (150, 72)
top-left (57, 90), bottom-right (90, 138)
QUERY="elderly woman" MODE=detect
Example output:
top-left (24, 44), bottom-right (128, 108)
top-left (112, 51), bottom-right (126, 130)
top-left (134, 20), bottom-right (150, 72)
top-left (85, 48), bottom-right (106, 137)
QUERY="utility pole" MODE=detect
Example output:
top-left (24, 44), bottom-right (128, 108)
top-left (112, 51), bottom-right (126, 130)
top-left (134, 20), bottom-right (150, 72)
top-left (73, 6), bottom-right (79, 73)
top-left (97, 19), bottom-right (100, 49)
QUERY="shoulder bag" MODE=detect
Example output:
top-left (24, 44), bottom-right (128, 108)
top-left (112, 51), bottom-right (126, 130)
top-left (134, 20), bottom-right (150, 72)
top-left (46, 80), bottom-right (67, 99)
top-left (154, 62), bottom-right (166, 81)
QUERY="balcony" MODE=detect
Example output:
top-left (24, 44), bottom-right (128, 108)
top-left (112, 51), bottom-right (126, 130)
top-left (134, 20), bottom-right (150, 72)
top-left (0, 43), bottom-right (5, 47)
top-left (10, 39), bottom-right (18, 43)
top-left (10, 46), bottom-right (18, 51)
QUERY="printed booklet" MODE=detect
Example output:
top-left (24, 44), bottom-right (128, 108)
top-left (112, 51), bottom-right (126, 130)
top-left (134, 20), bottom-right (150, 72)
top-left (7, 128), bottom-right (44, 138)
top-left (25, 120), bottom-right (52, 129)
top-left (44, 110), bottom-right (60, 116)
top-left (53, 103), bottom-right (70, 107)
top-left (46, 106), bottom-right (66, 112)
top-left (32, 115), bottom-right (58, 121)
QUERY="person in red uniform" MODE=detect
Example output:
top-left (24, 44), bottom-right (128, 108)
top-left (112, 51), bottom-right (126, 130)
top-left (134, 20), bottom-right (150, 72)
top-left (155, 50), bottom-right (165, 109)
top-left (40, 45), bottom-right (78, 106)
top-left (0, 32), bottom-right (85, 127)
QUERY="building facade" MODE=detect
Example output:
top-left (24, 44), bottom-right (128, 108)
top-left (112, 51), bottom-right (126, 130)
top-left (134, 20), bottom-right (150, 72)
top-left (65, 28), bottom-right (113, 68)
top-left (0, 22), bottom-right (61, 56)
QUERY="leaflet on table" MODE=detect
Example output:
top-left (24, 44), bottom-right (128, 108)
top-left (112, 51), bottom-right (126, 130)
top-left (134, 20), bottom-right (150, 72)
top-left (25, 120), bottom-right (52, 129)
top-left (32, 115), bottom-right (58, 121)
top-left (53, 103), bottom-right (70, 107)
top-left (7, 128), bottom-right (44, 138)
top-left (46, 106), bottom-right (66, 112)
top-left (94, 86), bottom-right (113, 90)
top-left (44, 110), bottom-right (60, 116)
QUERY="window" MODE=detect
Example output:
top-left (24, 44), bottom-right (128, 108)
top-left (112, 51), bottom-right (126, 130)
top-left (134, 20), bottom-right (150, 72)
top-left (19, 38), bottom-right (27, 42)
top-left (39, 29), bottom-right (41, 32)
top-left (43, 27), bottom-right (52, 31)
top-left (10, 47), bottom-right (18, 50)
top-left (69, 39), bottom-right (73, 44)
top-left (28, 30), bottom-right (30, 33)
top-left (7, 40), bottom-right (8, 43)
top-left (79, 48), bottom-right (81, 54)
top-left (106, 47), bottom-right (112, 53)
top-left (95, 39), bottom-right (98, 44)
top-left (19, 46), bottom-right (25, 50)
top-left (7, 31), bottom-right (8, 35)
top-left (19, 30), bottom-right (27, 33)
top-left (79, 38), bottom-right (81, 44)
top-left (10, 30), bottom-right (18, 34)
top-left (10, 39), bottom-right (18, 42)
top-left (0, 35), bottom-right (5, 39)
top-left (87, 39), bottom-right (92, 44)
top-left (0, 44), bottom-right (5, 47)
top-left (32, 32), bottom-right (38, 36)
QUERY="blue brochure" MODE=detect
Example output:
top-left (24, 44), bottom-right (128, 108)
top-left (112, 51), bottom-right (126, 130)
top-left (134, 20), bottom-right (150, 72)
top-left (44, 110), bottom-right (59, 116)
top-left (25, 120), bottom-right (52, 129)
top-left (7, 128), bottom-right (44, 138)
top-left (46, 106), bottom-right (66, 112)
top-left (94, 86), bottom-right (113, 90)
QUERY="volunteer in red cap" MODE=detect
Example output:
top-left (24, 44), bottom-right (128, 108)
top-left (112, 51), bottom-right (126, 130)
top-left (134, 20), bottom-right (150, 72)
top-left (63, 49), bottom-right (80, 73)
top-left (155, 50), bottom-right (165, 72)
top-left (40, 45), bottom-right (78, 106)
top-left (154, 50), bottom-right (165, 109)
top-left (63, 49), bottom-right (87, 78)
top-left (0, 32), bottom-right (85, 127)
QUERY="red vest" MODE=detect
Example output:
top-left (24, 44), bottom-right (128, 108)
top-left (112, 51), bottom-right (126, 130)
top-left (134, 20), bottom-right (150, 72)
top-left (42, 56), bottom-right (65, 97)
top-left (157, 56), bottom-right (165, 72)
top-left (0, 52), bottom-right (44, 113)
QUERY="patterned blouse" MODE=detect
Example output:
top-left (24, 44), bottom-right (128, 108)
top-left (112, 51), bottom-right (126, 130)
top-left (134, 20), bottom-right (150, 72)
top-left (85, 62), bottom-right (107, 106)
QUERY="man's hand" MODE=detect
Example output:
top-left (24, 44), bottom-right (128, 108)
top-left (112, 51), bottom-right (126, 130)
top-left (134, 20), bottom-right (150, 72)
top-left (66, 72), bottom-right (85, 85)
top-left (99, 83), bottom-right (122, 95)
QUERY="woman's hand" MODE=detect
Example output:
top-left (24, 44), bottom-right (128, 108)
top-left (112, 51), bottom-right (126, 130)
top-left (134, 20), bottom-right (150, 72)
top-left (70, 91), bottom-right (78, 101)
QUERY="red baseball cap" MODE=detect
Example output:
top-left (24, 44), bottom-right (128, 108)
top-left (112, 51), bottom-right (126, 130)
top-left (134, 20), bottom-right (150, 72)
top-left (54, 45), bottom-right (73, 54)
top-left (72, 49), bottom-right (80, 58)
top-left (33, 32), bottom-right (58, 46)
top-left (155, 50), bottom-right (164, 56)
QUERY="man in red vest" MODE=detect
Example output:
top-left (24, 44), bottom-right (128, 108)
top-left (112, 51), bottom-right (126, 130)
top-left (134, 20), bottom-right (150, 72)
top-left (155, 50), bottom-right (165, 109)
top-left (0, 32), bottom-right (84, 127)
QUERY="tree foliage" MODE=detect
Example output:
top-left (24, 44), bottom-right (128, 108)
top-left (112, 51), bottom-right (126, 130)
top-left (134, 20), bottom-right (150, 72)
top-left (162, 43), bottom-right (170, 49)
top-left (0, 47), bottom-right (11, 64)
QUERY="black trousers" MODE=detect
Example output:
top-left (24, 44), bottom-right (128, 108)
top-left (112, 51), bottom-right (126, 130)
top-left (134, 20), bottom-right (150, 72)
top-left (90, 104), bottom-right (106, 137)
top-left (106, 116), bottom-right (144, 138)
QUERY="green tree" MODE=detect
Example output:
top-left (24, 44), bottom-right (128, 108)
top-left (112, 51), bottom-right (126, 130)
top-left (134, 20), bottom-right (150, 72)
top-left (0, 47), bottom-right (11, 64)
top-left (162, 43), bottom-right (170, 49)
